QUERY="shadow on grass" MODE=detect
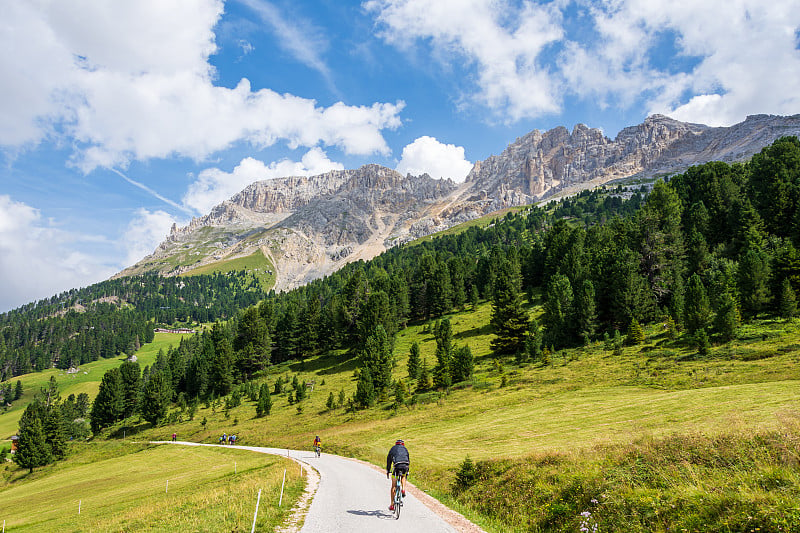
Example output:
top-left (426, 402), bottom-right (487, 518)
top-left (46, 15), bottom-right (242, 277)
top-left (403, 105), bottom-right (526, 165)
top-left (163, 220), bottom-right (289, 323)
top-left (110, 420), bottom-right (151, 439)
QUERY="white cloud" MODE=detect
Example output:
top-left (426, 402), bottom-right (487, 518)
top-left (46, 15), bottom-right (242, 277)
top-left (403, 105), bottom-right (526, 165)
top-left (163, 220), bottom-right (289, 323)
top-left (0, 1), bottom-right (403, 171)
top-left (122, 209), bottom-right (181, 266)
top-left (367, 0), bottom-right (800, 126)
top-left (183, 148), bottom-right (345, 214)
top-left (0, 195), bottom-right (116, 312)
top-left (365, 0), bottom-right (564, 121)
top-left (396, 136), bottom-right (472, 182)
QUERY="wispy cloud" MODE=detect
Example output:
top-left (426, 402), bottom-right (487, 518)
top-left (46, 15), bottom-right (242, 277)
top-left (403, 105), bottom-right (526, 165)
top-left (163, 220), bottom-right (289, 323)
top-left (237, 0), bottom-right (338, 94)
top-left (108, 168), bottom-right (194, 215)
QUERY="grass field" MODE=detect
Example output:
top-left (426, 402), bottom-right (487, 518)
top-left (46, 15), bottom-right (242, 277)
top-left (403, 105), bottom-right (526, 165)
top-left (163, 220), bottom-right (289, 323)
top-left (0, 332), bottom-right (191, 440)
top-left (181, 248), bottom-right (275, 289)
top-left (6, 299), bottom-right (800, 531)
top-left (105, 301), bottom-right (800, 531)
top-left (0, 442), bottom-right (303, 532)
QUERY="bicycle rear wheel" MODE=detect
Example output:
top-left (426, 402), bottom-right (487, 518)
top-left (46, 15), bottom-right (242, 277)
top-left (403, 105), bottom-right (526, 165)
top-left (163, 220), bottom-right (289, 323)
top-left (394, 481), bottom-right (402, 519)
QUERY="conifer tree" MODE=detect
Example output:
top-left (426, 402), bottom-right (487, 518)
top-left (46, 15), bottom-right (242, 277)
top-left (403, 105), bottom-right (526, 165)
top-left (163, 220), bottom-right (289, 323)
top-left (15, 399), bottom-right (51, 473)
top-left (256, 383), bottom-right (272, 417)
top-left (780, 278), bottom-right (797, 318)
top-left (326, 391), bottom-right (336, 411)
top-left (354, 367), bottom-right (375, 409)
top-left (626, 318), bottom-right (645, 345)
top-left (140, 371), bottom-right (169, 425)
top-left (417, 358), bottom-right (432, 392)
top-left (451, 345), bottom-right (474, 383)
top-left (360, 325), bottom-right (393, 397)
top-left (684, 274), bottom-right (712, 335)
top-left (119, 360), bottom-right (141, 418)
top-left (490, 259), bottom-right (529, 355)
top-left (14, 380), bottom-right (22, 401)
top-left (90, 367), bottom-right (123, 433)
top-left (44, 407), bottom-right (66, 459)
top-left (714, 291), bottom-right (740, 341)
top-left (738, 248), bottom-right (771, 318)
top-left (407, 342), bottom-right (421, 380)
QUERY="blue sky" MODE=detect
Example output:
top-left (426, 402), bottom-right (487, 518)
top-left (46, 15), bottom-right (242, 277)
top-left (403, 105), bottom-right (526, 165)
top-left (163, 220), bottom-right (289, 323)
top-left (2, 0), bottom-right (800, 312)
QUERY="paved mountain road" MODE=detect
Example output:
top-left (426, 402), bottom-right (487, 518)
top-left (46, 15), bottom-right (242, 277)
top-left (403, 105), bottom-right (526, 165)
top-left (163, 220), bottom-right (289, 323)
top-left (155, 441), bottom-right (481, 533)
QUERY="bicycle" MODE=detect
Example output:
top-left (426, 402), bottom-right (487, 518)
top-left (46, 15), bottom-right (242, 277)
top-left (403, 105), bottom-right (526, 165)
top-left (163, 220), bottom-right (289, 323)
top-left (314, 445), bottom-right (321, 458)
top-left (393, 471), bottom-right (403, 519)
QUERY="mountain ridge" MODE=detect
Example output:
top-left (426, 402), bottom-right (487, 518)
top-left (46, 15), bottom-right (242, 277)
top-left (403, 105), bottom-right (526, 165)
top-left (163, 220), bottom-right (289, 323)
top-left (120, 113), bottom-right (800, 290)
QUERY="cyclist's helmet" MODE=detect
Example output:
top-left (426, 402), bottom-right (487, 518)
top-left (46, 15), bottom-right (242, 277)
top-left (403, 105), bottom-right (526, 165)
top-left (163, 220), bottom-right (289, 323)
top-left (395, 439), bottom-right (404, 445)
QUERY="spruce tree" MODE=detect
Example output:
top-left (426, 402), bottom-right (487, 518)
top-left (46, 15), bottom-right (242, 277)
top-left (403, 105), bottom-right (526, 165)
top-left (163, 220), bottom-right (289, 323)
top-left (417, 358), bottom-right (432, 392)
top-left (119, 360), bottom-right (141, 418)
top-left (684, 274), bottom-right (712, 335)
top-left (360, 325), bottom-right (393, 397)
top-left (490, 259), bottom-right (529, 355)
top-left (44, 407), bottom-right (66, 459)
top-left (257, 383), bottom-right (272, 417)
top-left (14, 380), bottom-right (23, 401)
top-left (626, 318), bottom-right (645, 345)
top-left (140, 371), bottom-right (169, 425)
top-left (738, 248), bottom-right (770, 318)
top-left (354, 367), bottom-right (375, 409)
top-left (407, 342), bottom-right (421, 380)
top-left (326, 391), bottom-right (335, 411)
top-left (451, 345), bottom-right (474, 383)
top-left (90, 368), bottom-right (123, 433)
top-left (780, 278), bottom-right (797, 318)
top-left (714, 292), bottom-right (740, 341)
top-left (15, 400), bottom-right (51, 473)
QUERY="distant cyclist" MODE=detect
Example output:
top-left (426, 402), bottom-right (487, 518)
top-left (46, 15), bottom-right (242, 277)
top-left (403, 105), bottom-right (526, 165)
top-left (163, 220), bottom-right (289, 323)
top-left (386, 439), bottom-right (409, 511)
top-left (313, 435), bottom-right (322, 456)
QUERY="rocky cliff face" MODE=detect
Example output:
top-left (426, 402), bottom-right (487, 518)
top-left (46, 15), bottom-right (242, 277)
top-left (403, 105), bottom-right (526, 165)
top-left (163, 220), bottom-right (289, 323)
top-left (122, 113), bottom-right (800, 291)
top-left (455, 114), bottom-right (800, 214)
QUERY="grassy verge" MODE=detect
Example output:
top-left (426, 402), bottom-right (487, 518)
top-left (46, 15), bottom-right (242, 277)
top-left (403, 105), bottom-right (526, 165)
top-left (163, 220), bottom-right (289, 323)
top-left (449, 427), bottom-right (800, 532)
top-left (0, 441), bottom-right (303, 532)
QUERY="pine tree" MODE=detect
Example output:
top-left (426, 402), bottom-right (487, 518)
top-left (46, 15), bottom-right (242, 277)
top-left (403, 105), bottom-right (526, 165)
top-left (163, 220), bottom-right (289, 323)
top-left (575, 280), bottom-right (598, 340)
top-left (119, 360), bottom-right (141, 418)
top-left (433, 319), bottom-right (453, 388)
top-left (354, 367), bottom-right (376, 409)
top-left (738, 248), bottom-right (771, 318)
top-left (140, 371), bottom-right (169, 426)
top-left (15, 399), bottom-right (51, 473)
top-left (626, 318), bottom-right (645, 345)
top-left (326, 391), bottom-right (336, 411)
top-left (257, 383), bottom-right (272, 417)
top-left (417, 358), bottom-right (432, 392)
top-left (360, 325), bottom-right (393, 397)
top-left (490, 259), bottom-right (529, 355)
top-left (542, 274), bottom-right (574, 348)
top-left (780, 278), bottom-right (797, 318)
top-left (451, 345), bottom-right (474, 383)
top-left (90, 367), bottom-right (123, 433)
top-left (714, 292), bottom-right (740, 341)
top-left (14, 380), bottom-right (23, 401)
top-left (407, 342), bottom-right (421, 380)
top-left (393, 380), bottom-right (407, 409)
top-left (684, 274), bottom-right (712, 335)
top-left (44, 407), bottom-right (66, 459)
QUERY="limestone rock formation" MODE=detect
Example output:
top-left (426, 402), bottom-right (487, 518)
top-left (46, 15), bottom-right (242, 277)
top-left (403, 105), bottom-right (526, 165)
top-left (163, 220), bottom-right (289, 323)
top-left (121, 113), bottom-right (800, 291)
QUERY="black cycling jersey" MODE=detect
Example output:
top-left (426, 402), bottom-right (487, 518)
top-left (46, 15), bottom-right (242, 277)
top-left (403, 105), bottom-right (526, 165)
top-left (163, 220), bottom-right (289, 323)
top-left (386, 443), bottom-right (410, 474)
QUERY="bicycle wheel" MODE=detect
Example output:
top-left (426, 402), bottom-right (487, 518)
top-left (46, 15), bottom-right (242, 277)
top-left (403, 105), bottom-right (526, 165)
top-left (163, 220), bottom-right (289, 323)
top-left (394, 481), bottom-right (402, 519)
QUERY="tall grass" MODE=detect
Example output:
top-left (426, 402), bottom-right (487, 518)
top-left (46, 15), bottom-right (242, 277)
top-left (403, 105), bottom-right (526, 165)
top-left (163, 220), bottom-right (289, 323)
top-left (449, 423), bottom-right (800, 532)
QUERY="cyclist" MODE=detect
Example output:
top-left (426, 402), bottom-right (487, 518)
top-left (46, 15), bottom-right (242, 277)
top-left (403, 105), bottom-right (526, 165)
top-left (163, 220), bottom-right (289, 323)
top-left (313, 435), bottom-right (322, 455)
top-left (386, 439), bottom-right (409, 511)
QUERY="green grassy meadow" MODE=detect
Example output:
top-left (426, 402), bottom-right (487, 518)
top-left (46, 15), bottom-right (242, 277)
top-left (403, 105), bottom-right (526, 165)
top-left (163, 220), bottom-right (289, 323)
top-left (0, 332), bottom-right (191, 440)
top-left (109, 300), bottom-right (800, 531)
top-left (0, 442), bottom-right (303, 532)
top-left (4, 300), bottom-right (800, 531)
top-left (181, 248), bottom-right (275, 289)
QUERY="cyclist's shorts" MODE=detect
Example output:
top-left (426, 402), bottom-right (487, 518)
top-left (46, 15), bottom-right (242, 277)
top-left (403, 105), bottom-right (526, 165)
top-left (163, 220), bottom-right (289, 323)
top-left (393, 464), bottom-right (409, 476)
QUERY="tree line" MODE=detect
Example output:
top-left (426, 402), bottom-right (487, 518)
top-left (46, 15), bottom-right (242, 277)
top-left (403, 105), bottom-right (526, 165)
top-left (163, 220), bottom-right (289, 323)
top-left (0, 271), bottom-right (269, 380)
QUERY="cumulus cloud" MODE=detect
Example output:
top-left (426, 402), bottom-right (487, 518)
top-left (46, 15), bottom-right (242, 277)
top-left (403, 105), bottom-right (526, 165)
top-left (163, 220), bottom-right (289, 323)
top-left (0, 1), bottom-right (403, 171)
top-left (122, 209), bottom-right (181, 266)
top-left (365, 0), bottom-right (563, 122)
top-left (0, 195), bottom-right (117, 312)
top-left (366, 0), bottom-right (800, 126)
top-left (183, 147), bottom-right (345, 214)
top-left (396, 136), bottom-right (472, 182)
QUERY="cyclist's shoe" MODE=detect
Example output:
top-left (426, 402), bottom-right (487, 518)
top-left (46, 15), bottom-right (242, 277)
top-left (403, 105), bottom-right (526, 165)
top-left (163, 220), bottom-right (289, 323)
top-left (401, 490), bottom-right (405, 497)
top-left (389, 504), bottom-right (395, 511)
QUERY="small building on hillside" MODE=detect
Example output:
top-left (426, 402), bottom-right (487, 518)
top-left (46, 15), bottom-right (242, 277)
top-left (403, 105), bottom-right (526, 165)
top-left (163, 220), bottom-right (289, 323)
top-left (10, 435), bottom-right (19, 454)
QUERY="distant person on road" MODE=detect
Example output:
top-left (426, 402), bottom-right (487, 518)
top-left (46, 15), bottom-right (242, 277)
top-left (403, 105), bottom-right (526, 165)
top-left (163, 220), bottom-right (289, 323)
top-left (221, 433), bottom-right (227, 445)
top-left (172, 433), bottom-right (177, 442)
top-left (229, 434), bottom-right (236, 445)
top-left (313, 435), bottom-right (322, 456)
top-left (386, 439), bottom-right (409, 511)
